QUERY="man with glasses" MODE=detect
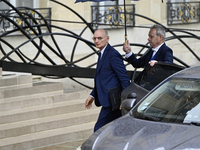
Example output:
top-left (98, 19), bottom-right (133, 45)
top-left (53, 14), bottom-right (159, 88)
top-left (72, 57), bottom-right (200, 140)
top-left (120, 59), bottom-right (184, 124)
top-left (123, 24), bottom-right (173, 68)
top-left (85, 29), bottom-right (130, 132)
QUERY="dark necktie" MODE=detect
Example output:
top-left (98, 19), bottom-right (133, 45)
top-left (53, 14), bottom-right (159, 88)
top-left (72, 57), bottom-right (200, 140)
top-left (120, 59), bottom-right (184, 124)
top-left (96, 52), bottom-right (102, 71)
top-left (98, 52), bottom-right (102, 61)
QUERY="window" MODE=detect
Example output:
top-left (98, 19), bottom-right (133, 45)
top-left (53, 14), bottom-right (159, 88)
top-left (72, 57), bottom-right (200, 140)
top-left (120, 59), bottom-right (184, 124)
top-left (15, 0), bottom-right (34, 7)
top-left (169, 0), bottom-right (190, 2)
top-left (167, 0), bottom-right (200, 25)
top-left (0, 0), bottom-right (38, 9)
top-left (93, 0), bottom-right (123, 5)
top-left (91, 0), bottom-right (135, 30)
top-left (0, 1), bottom-right (10, 10)
top-left (0, 0), bottom-right (50, 35)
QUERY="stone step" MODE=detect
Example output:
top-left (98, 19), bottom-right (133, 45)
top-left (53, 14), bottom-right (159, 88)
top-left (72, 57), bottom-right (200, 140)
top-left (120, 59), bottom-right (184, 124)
top-left (0, 74), bottom-right (32, 90)
top-left (0, 81), bottom-right (63, 100)
top-left (0, 71), bottom-right (32, 87)
top-left (0, 93), bottom-right (65, 111)
top-left (0, 70), bottom-right (96, 150)
top-left (0, 90), bottom-right (90, 112)
top-left (0, 121), bottom-right (96, 150)
top-left (0, 99), bottom-right (89, 124)
top-left (0, 88), bottom-right (90, 107)
top-left (0, 108), bottom-right (100, 139)
top-left (63, 89), bottom-right (91, 101)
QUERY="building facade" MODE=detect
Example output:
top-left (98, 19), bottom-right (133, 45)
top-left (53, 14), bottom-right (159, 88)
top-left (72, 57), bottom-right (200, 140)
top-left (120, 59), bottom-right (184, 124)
top-left (0, 0), bottom-right (200, 89)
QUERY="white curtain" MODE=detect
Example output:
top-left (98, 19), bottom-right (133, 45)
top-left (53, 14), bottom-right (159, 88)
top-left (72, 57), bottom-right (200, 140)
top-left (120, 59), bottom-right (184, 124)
top-left (15, 0), bottom-right (33, 7)
top-left (0, 0), bottom-right (10, 10)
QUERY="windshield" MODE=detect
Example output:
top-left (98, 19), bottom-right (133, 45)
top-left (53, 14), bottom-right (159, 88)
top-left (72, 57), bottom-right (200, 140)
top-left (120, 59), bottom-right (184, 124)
top-left (131, 78), bottom-right (200, 124)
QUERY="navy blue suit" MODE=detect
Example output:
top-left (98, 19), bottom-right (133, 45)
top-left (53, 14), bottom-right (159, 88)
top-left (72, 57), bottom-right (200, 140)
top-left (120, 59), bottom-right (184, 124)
top-left (91, 44), bottom-right (130, 132)
top-left (127, 43), bottom-right (173, 68)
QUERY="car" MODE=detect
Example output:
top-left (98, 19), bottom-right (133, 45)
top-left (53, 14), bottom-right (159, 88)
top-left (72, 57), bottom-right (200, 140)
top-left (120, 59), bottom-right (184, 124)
top-left (80, 65), bottom-right (200, 150)
top-left (121, 62), bottom-right (185, 115)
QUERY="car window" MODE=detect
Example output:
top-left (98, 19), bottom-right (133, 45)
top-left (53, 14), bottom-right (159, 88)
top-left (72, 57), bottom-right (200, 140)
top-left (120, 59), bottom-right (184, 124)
top-left (134, 63), bottom-right (184, 91)
top-left (132, 77), bottom-right (200, 124)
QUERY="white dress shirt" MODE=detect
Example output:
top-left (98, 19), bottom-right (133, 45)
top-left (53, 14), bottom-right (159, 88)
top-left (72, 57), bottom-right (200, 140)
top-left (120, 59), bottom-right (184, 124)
top-left (125, 43), bottom-right (164, 58)
top-left (151, 43), bottom-right (164, 57)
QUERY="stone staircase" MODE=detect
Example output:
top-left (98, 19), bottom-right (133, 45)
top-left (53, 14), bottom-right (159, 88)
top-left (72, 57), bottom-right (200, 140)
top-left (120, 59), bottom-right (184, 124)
top-left (0, 68), bottom-right (100, 150)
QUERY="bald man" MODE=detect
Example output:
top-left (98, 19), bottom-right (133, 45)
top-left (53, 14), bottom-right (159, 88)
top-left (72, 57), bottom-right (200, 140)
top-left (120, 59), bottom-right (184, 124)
top-left (85, 29), bottom-right (130, 132)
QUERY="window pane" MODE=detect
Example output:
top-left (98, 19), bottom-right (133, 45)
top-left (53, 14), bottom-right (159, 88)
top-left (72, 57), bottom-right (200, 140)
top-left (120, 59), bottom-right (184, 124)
top-left (170, 0), bottom-right (190, 2)
top-left (103, 1), bottom-right (116, 5)
top-left (16, 0), bottom-right (33, 7)
top-left (132, 78), bottom-right (200, 124)
top-left (0, 0), bottom-right (10, 10)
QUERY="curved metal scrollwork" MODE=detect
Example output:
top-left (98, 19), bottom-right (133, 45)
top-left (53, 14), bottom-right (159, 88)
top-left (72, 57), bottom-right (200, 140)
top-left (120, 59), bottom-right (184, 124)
top-left (0, 0), bottom-right (200, 89)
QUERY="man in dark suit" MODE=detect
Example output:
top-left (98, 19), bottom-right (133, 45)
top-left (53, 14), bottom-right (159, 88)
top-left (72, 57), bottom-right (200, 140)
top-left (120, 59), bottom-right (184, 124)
top-left (123, 24), bottom-right (173, 68)
top-left (85, 29), bottom-right (130, 132)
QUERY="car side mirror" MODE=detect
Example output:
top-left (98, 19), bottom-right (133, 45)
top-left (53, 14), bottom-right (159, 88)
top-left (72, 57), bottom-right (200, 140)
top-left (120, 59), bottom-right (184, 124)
top-left (121, 93), bottom-right (137, 114)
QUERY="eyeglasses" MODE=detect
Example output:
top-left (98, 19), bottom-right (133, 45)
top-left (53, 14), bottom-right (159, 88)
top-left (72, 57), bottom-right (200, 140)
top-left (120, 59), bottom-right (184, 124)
top-left (92, 37), bottom-right (103, 41)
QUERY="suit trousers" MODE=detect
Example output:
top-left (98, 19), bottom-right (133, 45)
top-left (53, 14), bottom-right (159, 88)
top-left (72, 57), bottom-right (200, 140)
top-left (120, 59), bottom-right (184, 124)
top-left (94, 107), bottom-right (122, 132)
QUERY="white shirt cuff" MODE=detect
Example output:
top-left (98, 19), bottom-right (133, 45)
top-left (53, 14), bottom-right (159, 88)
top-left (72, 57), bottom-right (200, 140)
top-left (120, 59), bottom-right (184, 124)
top-left (125, 51), bottom-right (133, 58)
top-left (90, 95), bottom-right (94, 99)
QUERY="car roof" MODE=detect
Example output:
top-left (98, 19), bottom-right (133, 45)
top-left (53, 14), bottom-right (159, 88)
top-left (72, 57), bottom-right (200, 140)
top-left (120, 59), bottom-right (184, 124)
top-left (173, 65), bottom-right (200, 79)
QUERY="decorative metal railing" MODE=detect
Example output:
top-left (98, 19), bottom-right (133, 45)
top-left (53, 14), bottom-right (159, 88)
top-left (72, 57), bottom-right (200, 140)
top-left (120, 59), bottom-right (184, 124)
top-left (91, 4), bottom-right (135, 30)
top-left (167, 1), bottom-right (200, 25)
top-left (0, 7), bottom-right (51, 35)
top-left (0, 0), bottom-right (200, 89)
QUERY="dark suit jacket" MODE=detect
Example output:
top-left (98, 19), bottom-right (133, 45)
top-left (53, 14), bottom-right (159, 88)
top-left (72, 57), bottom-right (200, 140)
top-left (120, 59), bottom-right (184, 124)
top-left (91, 44), bottom-right (130, 107)
top-left (127, 43), bottom-right (173, 68)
